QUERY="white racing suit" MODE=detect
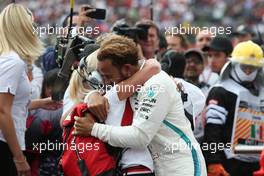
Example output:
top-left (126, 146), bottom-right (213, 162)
top-left (91, 71), bottom-right (207, 176)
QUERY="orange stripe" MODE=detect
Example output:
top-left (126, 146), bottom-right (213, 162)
top-left (236, 121), bottom-right (250, 133)
top-left (234, 128), bottom-right (250, 144)
top-left (234, 119), bottom-right (251, 144)
top-left (235, 122), bottom-right (250, 137)
top-left (235, 125), bottom-right (250, 137)
top-left (236, 128), bottom-right (250, 139)
top-left (235, 120), bottom-right (251, 134)
top-left (234, 129), bottom-right (251, 146)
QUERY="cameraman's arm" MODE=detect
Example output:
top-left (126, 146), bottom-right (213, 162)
top-left (117, 59), bottom-right (160, 101)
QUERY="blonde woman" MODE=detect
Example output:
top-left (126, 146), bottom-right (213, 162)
top-left (0, 3), bottom-right (53, 176)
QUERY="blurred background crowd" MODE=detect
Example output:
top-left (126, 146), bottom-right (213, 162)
top-left (1, 0), bottom-right (264, 45)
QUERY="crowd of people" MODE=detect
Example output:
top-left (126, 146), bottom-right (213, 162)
top-left (1, 0), bottom-right (264, 45)
top-left (0, 1), bottom-right (264, 176)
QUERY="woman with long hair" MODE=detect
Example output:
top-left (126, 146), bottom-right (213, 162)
top-left (0, 3), bottom-right (44, 176)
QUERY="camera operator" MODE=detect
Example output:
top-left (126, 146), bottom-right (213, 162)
top-left (111, 19), bottom-right (160, 60)
top-left (135, 20), bottom-right (160, 60)
top-left (62, 5), bottom-right (96, 37)
top-left (41, 5), bottom-right (96, 72)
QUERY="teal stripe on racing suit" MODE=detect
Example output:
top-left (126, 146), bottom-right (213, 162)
top-left (163, 120), bottom-right (201, 176)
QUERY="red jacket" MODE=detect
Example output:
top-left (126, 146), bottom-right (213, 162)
top-left (61, 103), bottom-right (116, 176)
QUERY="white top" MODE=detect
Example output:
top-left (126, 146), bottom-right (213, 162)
top-left (104, 86), bottom-right (154, 171)
top-left (199, 66), bottom-right (219, 87)
top-left (175, 78), bottom-right (205, 122)
top-left (62, 87), bottom-right (76, 117)
top-left (92, 71), bottom-right (207, 176)
top-left (0, 52), bottom-right (31, 150)
top-left (177, 78), bottom-right (206, 140)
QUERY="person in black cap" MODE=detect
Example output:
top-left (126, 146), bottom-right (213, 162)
top-left (184, 49), bottom-right (210, 94)
top-left (135, 19), bottom-right (160, 59)
top-left (203, 36), bottom-right (233, 74)
top-left (233, 24), bottom-right (254, 45)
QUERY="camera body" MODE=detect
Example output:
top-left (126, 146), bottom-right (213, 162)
top-left (55, 35), bottom-right (94, 67)
top-left (113, 26), bottom-right (148, 43)
top-left (52, 35), bottom-right (95, 101)
top-left (111, 19), bottom-right (149, 43)
top-left (84, 7), bottom-right (106, 20)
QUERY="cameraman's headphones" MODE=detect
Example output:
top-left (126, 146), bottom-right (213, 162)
top-left (162, 49), bottom-right (188, 102)
top-left (161, 49), bottom-right (174, 72)
top-left (79, 56), bottom-right (88, 72)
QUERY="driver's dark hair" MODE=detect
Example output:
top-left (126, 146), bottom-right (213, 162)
top-left (97, 34), bottom-right (139, 67)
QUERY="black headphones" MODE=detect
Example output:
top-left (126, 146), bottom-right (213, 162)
top-left (77, 57), bottom-right (103, 90)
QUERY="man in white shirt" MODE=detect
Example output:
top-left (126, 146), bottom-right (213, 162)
top-left (74, 34), bottom-right (207, 176)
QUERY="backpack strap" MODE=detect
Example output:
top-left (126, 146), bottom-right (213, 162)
top-left (58, 127), bottom-right (90, 176)
top-left (70, 136), bottom-right (90, 176)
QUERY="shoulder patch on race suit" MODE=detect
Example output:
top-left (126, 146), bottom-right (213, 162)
top-left (145, 84), bottom-right (160, 98)
top-left (209, 99), bottom-right (218, 105)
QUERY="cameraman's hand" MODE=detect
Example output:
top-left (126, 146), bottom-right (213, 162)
top-left (73, 115), bottom-right (95, 136)
top-left (77, 5), bottom-right (95, 27)
top-left (84, 91), bottom-right (109, 122)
